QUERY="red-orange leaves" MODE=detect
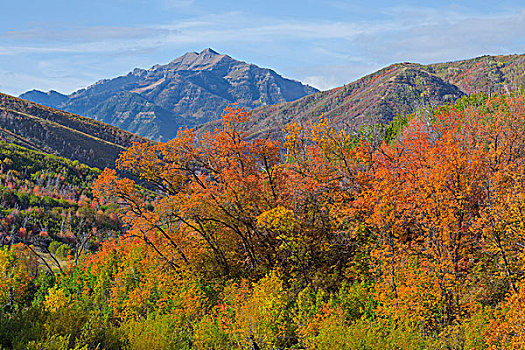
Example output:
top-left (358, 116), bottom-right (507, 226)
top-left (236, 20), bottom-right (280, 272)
top-left (362, 94), bottom-right (525, 332)
top-left (117, 129), bottom-right (196, 195)
top-left (93, 106), bottom-right (291, 278)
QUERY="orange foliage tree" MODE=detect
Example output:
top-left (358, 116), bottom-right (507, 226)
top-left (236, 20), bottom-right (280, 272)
top-left (87, 93), bottom-right (525, 347)
top-left (361, 93), bottom-right (525, 332)
top-left (93, 106), bottom-right (370, 286)
top-left (94, 106), bottom-right (292, 280)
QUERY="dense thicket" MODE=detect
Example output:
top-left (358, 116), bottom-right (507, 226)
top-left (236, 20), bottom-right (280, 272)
top-left (2, 93), bottom-right (525, 349)
top-left (0, 142), bottom-right (122, 276)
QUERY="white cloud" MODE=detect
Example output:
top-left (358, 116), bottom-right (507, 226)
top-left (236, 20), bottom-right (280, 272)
top-left (302, 75), bottom-right (338, 91)
top-left (3, 26), bottom-right (171, 42)
top-left (1, 4), bottom-right (525, 95)
top-left (299, 63), bottom-right (379, 91)
top-left (358, 7), bottom-right (525, 64)
top-left (3, 8), bottom-right (523, 61)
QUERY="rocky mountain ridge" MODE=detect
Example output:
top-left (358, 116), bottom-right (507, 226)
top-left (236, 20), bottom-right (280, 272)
top-left (20, 52), bottom-right (525, 141)
top-left (21, 48), bottom-right (318, 141)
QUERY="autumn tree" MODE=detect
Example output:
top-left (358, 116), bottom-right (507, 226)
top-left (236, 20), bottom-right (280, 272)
top-left (94, 106), bottom-right (289, 279)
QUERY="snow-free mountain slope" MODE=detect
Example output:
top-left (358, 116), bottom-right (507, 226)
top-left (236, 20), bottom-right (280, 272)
top-left (21, 48), bottom-right (318, 141)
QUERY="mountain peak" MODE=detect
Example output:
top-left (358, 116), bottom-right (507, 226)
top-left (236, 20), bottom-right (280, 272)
top-left (165, 48), bottom-right (232, 71)
top-left (20, 49), bottom-right (319, 141)
top-left (200, 48), bottom-right (219, 55)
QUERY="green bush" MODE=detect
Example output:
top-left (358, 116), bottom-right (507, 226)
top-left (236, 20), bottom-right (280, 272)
top-left (121, 313), bottom-right (192, 350)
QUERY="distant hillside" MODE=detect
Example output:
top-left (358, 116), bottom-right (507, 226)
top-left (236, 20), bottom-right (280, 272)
top-left (20, 90), bottom-right (68, 107)
top-left (427, 54), bottom-right (525, 94)
top-left (0, 93), bottom-right (146, 169)
top-left (21, 48), bottom-right (318, 141)
top-left (228, 54), bottom-right (525, 138)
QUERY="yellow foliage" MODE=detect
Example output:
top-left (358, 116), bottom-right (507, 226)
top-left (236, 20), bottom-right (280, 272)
top-left (256, 206), bottom-right (296, 232)
top-left (44, 287), bottom-right (71, 313)
top-left (0, 245), bottom-right (36, 305)
top-left (209, 271), bottom-right (289, 349)
top-left (485, 279), bottom-right (525, 349)
top-left (234, 270), bottom-right (288, 348)
top-left (122, 313), bottom-right (192, 350)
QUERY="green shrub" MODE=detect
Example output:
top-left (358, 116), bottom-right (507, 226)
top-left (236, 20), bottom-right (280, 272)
top-left (193, 314), bottom-right (234, 350)
top-left (121, 313), bottom-right (192, 350)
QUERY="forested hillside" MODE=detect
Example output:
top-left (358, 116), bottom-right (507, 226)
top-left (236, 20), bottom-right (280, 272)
top-left (2, 92), bottom-right (525, 349)
top-left (0, 93), bottom-right (146, 170)
top-left (238, 54), bottom-right (525, 139)
top-left (428, 54), bottom-right (525, 94)
top-left (0, 142), bottom-right (123, 276)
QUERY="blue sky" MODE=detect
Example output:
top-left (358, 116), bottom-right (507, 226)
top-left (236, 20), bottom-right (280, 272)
top-left (1, 0), bottom-right (524, 95)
